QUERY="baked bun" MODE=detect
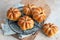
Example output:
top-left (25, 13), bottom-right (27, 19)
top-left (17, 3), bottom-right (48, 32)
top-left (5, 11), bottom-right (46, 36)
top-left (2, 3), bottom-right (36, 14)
top-left (23, 4), bottom-right (36, 16)
top-left (32, 7), bottom-right (46, 23)
top-left (42, 23), bottom-right (58, 37)
top-left (7, 7), bottom-right (21, 21)
top-left (18, 16), bottom-right (34, 30)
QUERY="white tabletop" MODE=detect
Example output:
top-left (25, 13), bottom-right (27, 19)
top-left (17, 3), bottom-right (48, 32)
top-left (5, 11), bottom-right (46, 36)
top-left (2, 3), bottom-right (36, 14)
top-left (0, 0), bottom-right (60, 40)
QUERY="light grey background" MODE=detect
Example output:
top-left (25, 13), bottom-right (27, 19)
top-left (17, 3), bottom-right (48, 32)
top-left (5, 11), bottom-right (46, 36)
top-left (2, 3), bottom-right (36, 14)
top-left (0, 0), bottom-right (60, 40)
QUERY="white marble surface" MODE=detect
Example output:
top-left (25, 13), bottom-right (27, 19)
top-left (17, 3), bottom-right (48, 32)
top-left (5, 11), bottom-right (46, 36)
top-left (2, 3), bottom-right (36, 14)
top-left (0, 0), bottom-right (60, 40)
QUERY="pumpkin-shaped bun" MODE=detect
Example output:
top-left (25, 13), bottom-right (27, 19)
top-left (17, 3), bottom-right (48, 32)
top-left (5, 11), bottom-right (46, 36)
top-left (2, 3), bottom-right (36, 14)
top-left (32, 7), bottom-right (46, 23)
top-left (42, 23), bottom-right (58, 37)
top-left (7, 8), bottom-right (21, 21)
top-left (18, 16), bottom-right (34, 30)
top-left (23, 4), bottom-right (36, 16)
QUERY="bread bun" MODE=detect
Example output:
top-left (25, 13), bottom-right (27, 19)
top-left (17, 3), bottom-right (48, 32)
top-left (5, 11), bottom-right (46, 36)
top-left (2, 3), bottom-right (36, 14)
top-left (32, 7), bottom-right (46, 23)
top-left (23, 4), bottom-right (37, 16)
top-left (42, 23), bottom-right (58, 37)
top-left (18, 16), bottom-right (34, 30)
top-left (7, 8), bottom-right (21, 21)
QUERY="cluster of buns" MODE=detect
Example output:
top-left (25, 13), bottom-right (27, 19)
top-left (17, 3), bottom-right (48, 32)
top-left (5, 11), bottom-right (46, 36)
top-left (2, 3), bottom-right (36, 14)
top-left (23, 4), bottom-right (46, 23)
top-left (42, 23), bottom-right (58, 37)
top-left (7, 4), bottom-right (47, 31)
top-left (7, 8), bottom-right (34, 30)
top-left (7, 4), bottom-right (46, 30)
top-left (7, 4), bottom-right (36, 31)
top-left (7, 4), bottom-right (58, 37)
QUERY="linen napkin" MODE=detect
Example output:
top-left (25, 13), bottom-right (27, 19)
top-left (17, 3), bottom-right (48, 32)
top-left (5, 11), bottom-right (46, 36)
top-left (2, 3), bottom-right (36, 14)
top-left (1, 22), bottom-right (32, 38)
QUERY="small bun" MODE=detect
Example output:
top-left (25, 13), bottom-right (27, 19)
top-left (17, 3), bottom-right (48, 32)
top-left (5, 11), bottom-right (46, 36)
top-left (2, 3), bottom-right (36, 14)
top-left (23, 4), bottom-right (37, 16)
top-left (7, 8), bottom-right (21, 21)
top-left (42, 23), bottom-right (58, 37)
top-left (32, 7), bottom-right (46, 23)
top-left (18, 16), bottom-right (34, 30)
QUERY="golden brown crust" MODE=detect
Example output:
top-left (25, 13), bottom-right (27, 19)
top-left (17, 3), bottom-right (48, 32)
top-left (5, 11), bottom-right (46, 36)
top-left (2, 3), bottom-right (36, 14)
top-left (32, 7), bottom-right (46, 23)
top-left (18, 16), bottom-right (34, 30)
top-left (23, 4), bottom-right (37, 16)
top-left (7, 7), bottom-right (21, 21)
top-left (42, 23), bottom-right (58, 37)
